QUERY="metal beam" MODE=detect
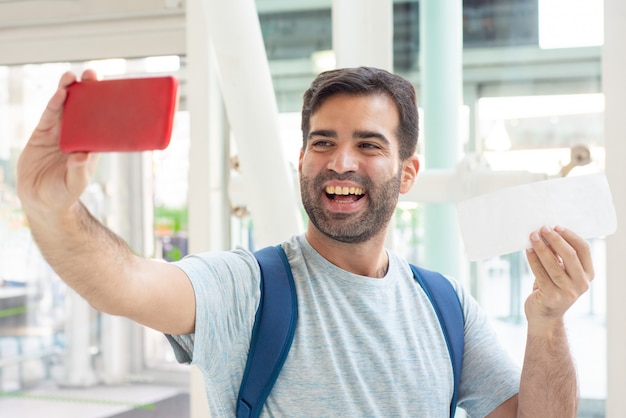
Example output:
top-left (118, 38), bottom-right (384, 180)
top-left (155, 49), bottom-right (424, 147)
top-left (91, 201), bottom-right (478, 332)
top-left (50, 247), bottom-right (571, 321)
top-left (332, 0), bottom-right (393, 70)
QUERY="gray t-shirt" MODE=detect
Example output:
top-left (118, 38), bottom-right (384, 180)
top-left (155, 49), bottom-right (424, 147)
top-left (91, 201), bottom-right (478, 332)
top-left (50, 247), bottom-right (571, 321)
top-left (167, 234), bottom-right (520, 417)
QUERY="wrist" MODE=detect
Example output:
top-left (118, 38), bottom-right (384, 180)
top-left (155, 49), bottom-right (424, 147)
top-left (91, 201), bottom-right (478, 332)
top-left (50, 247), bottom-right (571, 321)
top-left (24, 201), bottom-right (86, 239)
top-left (526, 315), bottom-right (566, 338)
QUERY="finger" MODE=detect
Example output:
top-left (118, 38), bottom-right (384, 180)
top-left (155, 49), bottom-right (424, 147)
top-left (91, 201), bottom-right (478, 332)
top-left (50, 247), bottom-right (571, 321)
top-left (530, 226), bottom-right (585, 289)
top-left (530, 226), bottom-right (563, 285)
top-left (80, 68), bottom-right (99, 81)
top-left (539, 226), bottom-right (590, 289)
top-left (67, 152), bottom-right (99, 195)
top-left (534, 226), bottom-right (593, 301)
top-left (526, 247), bottom-right (549, 286)
top-left (34, 71), bottom-right (77, 136)
top-left (553, 225), bottom-right (595, 278)
top-left (526, 234), bottom-right (558, 291)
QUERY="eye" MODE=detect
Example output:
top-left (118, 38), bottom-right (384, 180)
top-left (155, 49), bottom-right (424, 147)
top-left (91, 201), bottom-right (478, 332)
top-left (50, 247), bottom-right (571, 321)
top-left (311, 140), bottom-right (333, 148)
top-left (359, 142), bottom-right (382, 150)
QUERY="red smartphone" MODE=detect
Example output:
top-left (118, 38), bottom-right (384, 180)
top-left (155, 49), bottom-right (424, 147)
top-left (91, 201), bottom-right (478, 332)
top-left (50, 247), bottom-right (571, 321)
top-left (59, 76), bottom-right (178, 152)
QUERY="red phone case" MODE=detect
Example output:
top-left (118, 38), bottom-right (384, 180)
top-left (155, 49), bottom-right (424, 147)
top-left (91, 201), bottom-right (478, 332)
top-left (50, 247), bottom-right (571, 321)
top-left (60, 76), bottom-right (178, 152)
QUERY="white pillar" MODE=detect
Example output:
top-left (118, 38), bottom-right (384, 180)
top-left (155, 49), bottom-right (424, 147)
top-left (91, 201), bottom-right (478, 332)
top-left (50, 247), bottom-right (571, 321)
top-left (100, 153), bottom-right (147, 384)
top-left (186, 0), bottom-right (220, 415)
top-left (332, 0), bottom-right (394, 70)
top-left (61, 290), bottom-right (98, 387)
top-left (189, 365), bottom-right (210, 418)
top-left (197, 0), bottom-right (302, 249)
top-left (186, 0), bottom-right (230, 254)
top-left (603, 0), bottom-right (626, 416)
top-left (61, 182), bottom-right (106, 387)
top-left (420, 0), bottom-right (463, 277)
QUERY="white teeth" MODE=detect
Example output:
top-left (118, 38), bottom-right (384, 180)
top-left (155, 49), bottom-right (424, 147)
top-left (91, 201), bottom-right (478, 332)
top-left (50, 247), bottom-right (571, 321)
top-left (325, 186), bottom-right (364, 196)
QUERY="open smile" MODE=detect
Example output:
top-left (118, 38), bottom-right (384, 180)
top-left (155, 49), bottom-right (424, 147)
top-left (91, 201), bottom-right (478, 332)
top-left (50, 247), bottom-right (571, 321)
top-left (325, 185), bottom-right (365, 198)
top-left (324, 185), bottom-right (366, 209)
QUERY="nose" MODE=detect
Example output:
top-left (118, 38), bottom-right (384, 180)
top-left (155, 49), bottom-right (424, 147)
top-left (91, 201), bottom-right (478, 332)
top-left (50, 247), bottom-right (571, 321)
top-left (327, 144), bottom-right (358, 174)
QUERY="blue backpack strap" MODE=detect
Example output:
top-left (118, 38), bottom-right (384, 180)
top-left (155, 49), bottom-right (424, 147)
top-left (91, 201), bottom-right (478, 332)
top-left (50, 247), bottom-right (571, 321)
top-left (238, 247), bottom-right (463, 418)
top-left (410, 264), bottom-right (465, 417)
top-left (237, 245), bottom-right (298, 418)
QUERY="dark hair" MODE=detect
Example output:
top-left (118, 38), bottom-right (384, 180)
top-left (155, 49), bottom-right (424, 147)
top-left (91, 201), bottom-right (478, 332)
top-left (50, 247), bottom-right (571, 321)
top-left (301, 67), bottom-right (418, 160)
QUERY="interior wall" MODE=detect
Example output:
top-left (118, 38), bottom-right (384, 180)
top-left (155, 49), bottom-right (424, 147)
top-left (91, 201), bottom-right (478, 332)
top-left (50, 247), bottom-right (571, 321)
top-left (0, 0), bottom-right (186, 65)
top-left (603, 0), bottom-right (626, 416)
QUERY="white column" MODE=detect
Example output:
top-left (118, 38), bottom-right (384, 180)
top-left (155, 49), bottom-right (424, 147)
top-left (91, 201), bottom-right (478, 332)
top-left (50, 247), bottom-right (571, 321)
top-left (603, 0), bottom-right (626, 416)
top-left (99, 153), bottom-right (143, 384)
top-left (197, 0), bottom-right (302, 249)
top-left (189, 365), bottom-right (209, 418)
top-left (420, 0), bottom-right (463, 277)
top-left (186, 0), bottom-right (230, 254)
top-left (332, 0), bottom-right (394, 71)
top-left (61, 290), bottom-right (98, 387)
top-left (61, 181), bottom-right (108, 387)
top-left (185, 0), bottom-right (219, 415)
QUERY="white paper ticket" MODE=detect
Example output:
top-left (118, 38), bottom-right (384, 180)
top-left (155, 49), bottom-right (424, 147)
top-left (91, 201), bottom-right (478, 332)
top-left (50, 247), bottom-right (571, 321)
top-left (456, 173), bottom-right (617, 261)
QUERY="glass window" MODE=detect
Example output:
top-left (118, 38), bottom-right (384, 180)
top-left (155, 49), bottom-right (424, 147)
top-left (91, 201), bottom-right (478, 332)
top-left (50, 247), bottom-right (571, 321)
top-left (538, 0), bottom-right (604, 49)
top-left (463, 0), bottom-right (539, 48)
top-left (477, 93), bottom-right (607, 404)
top-left (0, 63), bottom-right (72, 391)
top-left (0, 57), bottom-right (189, 390)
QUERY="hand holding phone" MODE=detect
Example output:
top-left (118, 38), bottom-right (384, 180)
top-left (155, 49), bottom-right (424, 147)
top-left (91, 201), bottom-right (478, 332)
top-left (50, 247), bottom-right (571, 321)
top-left (60, 76), bottom-right (178, 152)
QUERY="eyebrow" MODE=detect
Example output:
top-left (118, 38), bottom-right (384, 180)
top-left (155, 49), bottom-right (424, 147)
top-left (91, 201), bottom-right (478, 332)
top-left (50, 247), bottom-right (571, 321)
top-left (354, 130), bottom-right (391, 145)
top-left (308, 129), bottom-right (337, 139)
top-left (308, 129), bottom-right (390, 145)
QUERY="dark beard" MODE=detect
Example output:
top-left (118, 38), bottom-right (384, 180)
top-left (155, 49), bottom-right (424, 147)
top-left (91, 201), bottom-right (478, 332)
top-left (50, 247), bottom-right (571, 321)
top-left (300, 170), bottom-right (402, 244)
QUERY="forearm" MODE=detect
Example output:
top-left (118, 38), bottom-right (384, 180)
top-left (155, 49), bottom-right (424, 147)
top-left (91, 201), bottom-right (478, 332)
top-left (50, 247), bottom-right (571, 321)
top-left (518, 320), bottom-right (578, 417)
top-left (16, 71), bottom-right (196, 335)
top-left (25, 200), bottom-right (139, 315)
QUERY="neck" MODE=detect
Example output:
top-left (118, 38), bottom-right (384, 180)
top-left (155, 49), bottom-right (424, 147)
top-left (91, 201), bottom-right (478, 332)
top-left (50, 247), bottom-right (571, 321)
top-left (305, 227), bottom-right (389, 278)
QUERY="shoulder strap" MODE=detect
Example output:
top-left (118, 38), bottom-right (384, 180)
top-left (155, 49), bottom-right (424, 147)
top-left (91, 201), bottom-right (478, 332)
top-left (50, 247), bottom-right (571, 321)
top-left (237, 245), bottom-right (298, 418)
top-left (410, 264), bottom-right (465, 418)
top-left (239, 246), bottom-right (464, 418)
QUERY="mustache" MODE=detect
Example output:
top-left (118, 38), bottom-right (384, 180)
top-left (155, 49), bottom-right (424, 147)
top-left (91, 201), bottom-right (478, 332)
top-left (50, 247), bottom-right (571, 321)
top-left (312, 172), bottom-right (374, 190)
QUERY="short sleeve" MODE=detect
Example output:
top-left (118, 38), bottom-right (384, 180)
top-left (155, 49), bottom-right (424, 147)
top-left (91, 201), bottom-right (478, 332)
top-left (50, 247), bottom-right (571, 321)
top-left (164, 249), bottom-right (262, 378)
top-left (453, 280), bottom-right (521, 417)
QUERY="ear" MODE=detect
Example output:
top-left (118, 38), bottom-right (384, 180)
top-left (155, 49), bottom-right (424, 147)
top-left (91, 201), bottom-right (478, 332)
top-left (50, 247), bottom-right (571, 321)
top-left (298, 149), bottom-right (304, 176)
top-left (399, 155), bottom-right (420, 194)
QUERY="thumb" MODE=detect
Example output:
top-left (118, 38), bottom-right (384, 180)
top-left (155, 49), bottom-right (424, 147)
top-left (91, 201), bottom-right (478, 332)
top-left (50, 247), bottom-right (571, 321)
top-left (66, 152), bottom-right (99, 195)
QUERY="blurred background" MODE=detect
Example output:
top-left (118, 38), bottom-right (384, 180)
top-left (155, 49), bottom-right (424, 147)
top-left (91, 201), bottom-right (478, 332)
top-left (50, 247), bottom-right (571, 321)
top-left (0, 1), bottom-right (621, 417)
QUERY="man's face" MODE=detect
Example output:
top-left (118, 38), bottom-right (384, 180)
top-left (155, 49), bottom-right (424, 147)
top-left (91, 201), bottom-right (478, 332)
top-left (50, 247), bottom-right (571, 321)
top-left (299, 93), bottom-right (417, 244)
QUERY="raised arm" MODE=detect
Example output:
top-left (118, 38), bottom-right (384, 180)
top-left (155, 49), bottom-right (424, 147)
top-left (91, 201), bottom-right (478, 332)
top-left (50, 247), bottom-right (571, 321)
top-left (488, 225), bottom-right (593, 418)
top-left (16, 70), bottom-right (195, 335)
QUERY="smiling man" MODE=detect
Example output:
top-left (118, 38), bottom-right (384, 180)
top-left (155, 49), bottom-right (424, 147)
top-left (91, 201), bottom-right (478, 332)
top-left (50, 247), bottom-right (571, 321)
top-left (301, 93), bottom-right (413, 247)
top-left (17, 67), bottom-right (593, 417)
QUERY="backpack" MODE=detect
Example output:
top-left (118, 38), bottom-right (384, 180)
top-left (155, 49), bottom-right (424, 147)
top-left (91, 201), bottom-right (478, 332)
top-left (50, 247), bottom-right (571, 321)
top-left (237, 245), bottom-right (465, 418)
